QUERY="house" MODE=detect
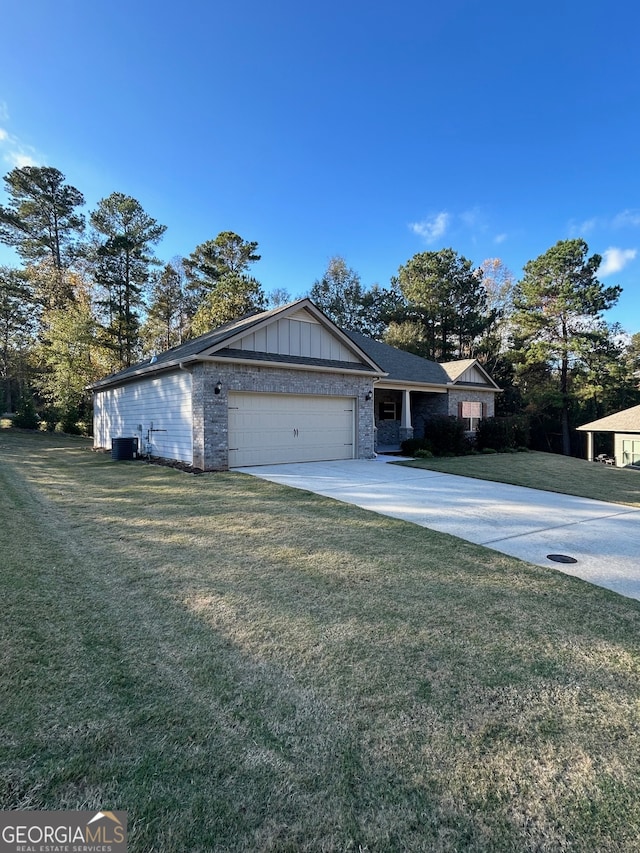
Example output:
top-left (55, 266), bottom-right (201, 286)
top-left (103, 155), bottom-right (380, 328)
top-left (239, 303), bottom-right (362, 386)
top-left (342, 331), bottom-right (499, 448)
top-left (577, 404), bottom-right (640, 468)
top-left (90, 299), bottom-right (500, 470)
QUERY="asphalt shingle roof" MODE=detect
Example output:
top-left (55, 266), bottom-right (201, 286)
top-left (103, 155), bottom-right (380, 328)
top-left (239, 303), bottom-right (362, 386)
top-left (90, 306), bottom-right (290, 389)
top-left (90, 299), bottom-right (499, 392)
top-left (341, 330), bottom-right (450, 385)
top-left (577, 404), bottom-right (640, 433)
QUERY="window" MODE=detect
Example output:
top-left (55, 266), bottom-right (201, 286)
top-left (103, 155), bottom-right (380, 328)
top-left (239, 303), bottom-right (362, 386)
top-left (460, 401), bottom-right (484, 431)
top-left (378, 400), bottom-right (397, 420)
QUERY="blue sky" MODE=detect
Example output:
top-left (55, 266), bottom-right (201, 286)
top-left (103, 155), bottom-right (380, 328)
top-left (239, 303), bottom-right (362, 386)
top-left (1, 0), bottom-right (639, 333)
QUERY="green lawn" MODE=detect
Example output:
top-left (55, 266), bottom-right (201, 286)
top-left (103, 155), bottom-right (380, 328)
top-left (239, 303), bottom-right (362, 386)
top-left (396, 450), bottom-right (640, 508)
top-left (2, 430), bottom-right (640, 851)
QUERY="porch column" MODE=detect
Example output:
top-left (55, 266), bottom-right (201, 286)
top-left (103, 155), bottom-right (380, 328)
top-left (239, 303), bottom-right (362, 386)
top-left (586, 431), bottom-right (594, 462)
top-left (399, 389), bottom-right (413, 442)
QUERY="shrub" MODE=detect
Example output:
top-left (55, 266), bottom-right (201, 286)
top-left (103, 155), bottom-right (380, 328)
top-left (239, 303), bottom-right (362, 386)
top-left (476, 415), bottom-right (530, 451)
top-left (402, 417), bottom-right (475, 458)
top-left (41, 406), bottom-right (60, 432)
top-left (427, 416), bottom-right (468, 456)
top-left (60, 405), bottom-right (82, 435)
top-left (12, 398), bottom-right (40, 430)
top-left (400, 438), bottom-right (426, 456)
top-left (481, 447), bottom-right (498, 454)
top-left (415, 448), bottom-right (433, 459)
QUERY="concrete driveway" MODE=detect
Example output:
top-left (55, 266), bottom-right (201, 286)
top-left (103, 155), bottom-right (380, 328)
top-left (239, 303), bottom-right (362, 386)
top-left (237, 457), bottom-right (640, 603)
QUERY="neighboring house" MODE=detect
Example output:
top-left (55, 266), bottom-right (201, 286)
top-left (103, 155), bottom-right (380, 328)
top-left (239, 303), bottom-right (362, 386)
top-left (90, 299), bottom-right (500, 470)
top-left (577, 404), bottom-right (640, 468)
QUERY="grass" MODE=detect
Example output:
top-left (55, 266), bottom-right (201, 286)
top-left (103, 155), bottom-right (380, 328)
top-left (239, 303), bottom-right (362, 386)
top-left (396, 450), bottom-right (640, 508)
top-left (1, 429), bottom-right (640, 851)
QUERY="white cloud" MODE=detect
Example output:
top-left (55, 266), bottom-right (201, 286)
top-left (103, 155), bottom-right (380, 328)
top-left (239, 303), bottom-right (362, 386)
top-left (599, 247), bottom-right (637, 276)
top-left (494, 233), bottom-right (507, 245)
top-left (5, 150), bottom-right (38, 168)
top-left (409, 212), bottom-right (450, 244)
top-left (613, 209), bottom-right (640, 229)
top-left (0, 104), bottom-right (43, 168)
top-left (566, 217), bottom-right (602, 238)
top-left (0, 121), bottom-right (40, 169)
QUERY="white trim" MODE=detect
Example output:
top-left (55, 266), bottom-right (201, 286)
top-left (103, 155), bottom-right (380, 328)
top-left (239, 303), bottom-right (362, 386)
top-left (198, 354), bottom-right (384, 376)
top-left (375, 380), bottom-right (447, 393)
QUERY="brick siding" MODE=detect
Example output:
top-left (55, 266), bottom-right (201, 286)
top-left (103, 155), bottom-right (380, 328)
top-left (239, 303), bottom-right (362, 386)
top-left (192, 361), bottom-right (375, 470)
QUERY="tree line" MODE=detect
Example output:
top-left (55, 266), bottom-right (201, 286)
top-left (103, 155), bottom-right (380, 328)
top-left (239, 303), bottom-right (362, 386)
top-left (1, 164), bottom-right (639, 453)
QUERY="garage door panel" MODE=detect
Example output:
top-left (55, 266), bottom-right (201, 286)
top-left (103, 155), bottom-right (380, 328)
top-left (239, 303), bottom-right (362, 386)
top-left (228, 392), bottom-right (355, 467)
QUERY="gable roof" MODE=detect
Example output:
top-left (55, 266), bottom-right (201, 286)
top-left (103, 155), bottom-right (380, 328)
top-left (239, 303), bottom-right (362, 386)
top-left (90, 299), bottom-right (385, 390)
top-left (440, 359), bottom-right (501, 389)
top-left (577, 404), bottom-right (640, 433)
top-left (439, 359), bottom-right (476, 382)
top-left (344, 332), bottom-right (500, 391)
top-left (89, 298), bottom-right (502, 394)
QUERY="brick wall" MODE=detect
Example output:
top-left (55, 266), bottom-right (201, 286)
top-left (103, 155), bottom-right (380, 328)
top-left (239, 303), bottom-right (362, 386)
top-left (411, 392), bottom-right (448, 438)
top-left (446, 388), bottom-right (495, 418)
top-left (192, 361), bottom-right (375, 470)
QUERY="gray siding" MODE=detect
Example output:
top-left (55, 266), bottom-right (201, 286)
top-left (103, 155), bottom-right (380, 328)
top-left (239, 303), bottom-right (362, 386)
top-left (235, 317), bottom-right (360, 363)
top-left (455, 365), bottom-right (491, 385)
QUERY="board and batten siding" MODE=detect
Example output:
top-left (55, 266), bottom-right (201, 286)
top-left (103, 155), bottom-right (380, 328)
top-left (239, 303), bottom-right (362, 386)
top-left (93, 370), bottom-right (193, 464)
top-left (455, 364), bottom-right (490, 385)
top-left (233, 314), bottom-right (361, 363)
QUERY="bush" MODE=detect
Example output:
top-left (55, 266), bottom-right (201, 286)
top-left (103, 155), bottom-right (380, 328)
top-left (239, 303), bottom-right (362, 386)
top-left (427, 415), bottom-right (468, 456)
top-left (60, 404), bottom-right (82, 435)
top-left (476, 415), bottom-right (530, 451)
top-left (415, 448), bottom-right (433, 459)
top-left (41, 405), bottom-right (60, 432)
top-left (400, 438), bottom-right (426, 456)
top-left (12, 398), bottom-right (40, 430)
top-left (402, 417), bottom-right (474, 458)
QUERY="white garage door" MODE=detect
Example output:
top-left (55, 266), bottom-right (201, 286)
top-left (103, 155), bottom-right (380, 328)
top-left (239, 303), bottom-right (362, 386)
top-left (228, 392), bottom-right (355, 467)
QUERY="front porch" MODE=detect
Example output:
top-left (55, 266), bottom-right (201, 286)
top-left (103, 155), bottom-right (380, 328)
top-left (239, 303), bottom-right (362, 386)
top-left (374, 386), bottom-right (447, 450)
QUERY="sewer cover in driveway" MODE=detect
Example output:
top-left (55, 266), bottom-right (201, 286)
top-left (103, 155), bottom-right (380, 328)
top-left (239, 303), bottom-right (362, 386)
top-left (547, 554), bottom-right (578, 564)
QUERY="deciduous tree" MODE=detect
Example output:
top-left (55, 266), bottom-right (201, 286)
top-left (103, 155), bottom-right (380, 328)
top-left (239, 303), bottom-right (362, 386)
top-left (309, 256), bottom-right (367, 330)
top-left (35, 270), bottom-right (106, 430)
top-left (0, 266), bottom-right (37, 411)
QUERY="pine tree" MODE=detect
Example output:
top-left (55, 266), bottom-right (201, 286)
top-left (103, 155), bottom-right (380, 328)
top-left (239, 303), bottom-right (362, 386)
top-left (90, 193), bottom-right (166, 369)
top-left (512, 239), bottom-right (622, 455)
